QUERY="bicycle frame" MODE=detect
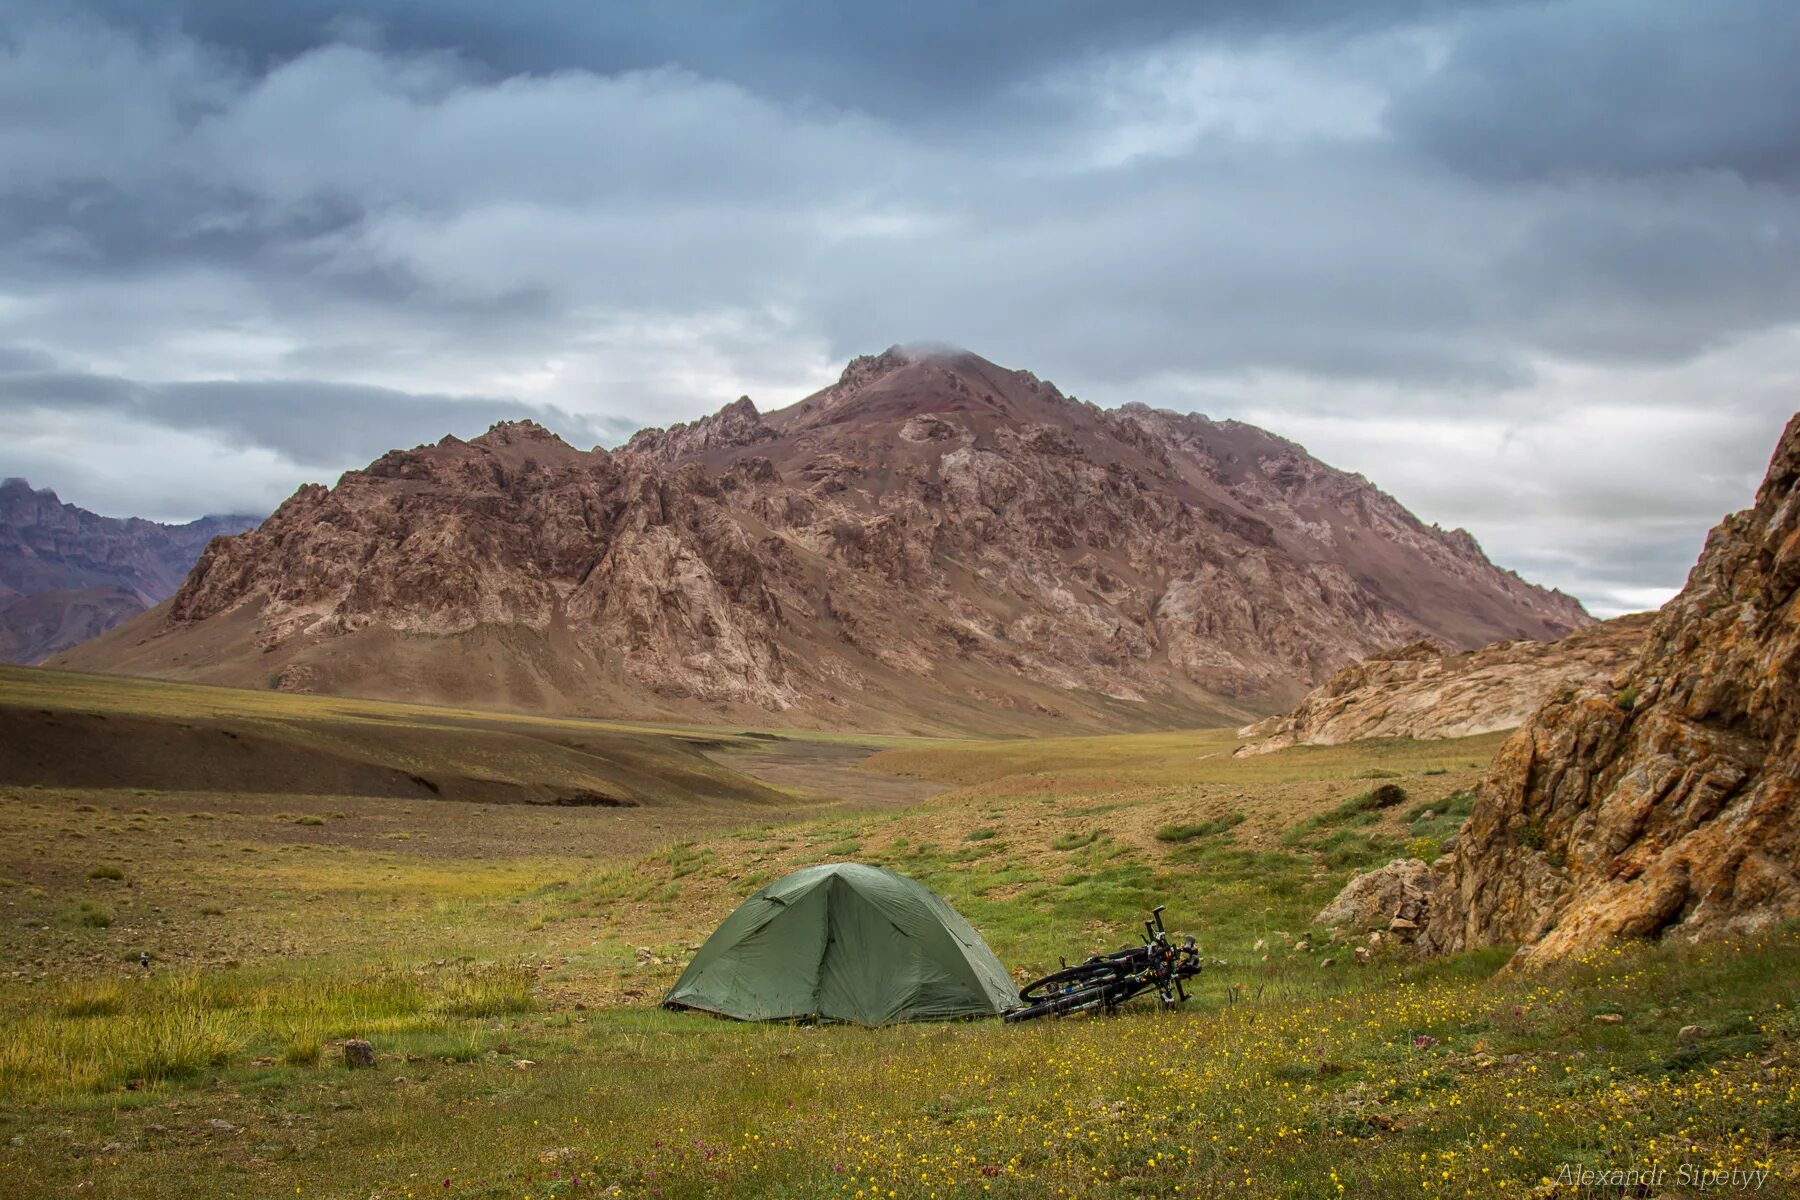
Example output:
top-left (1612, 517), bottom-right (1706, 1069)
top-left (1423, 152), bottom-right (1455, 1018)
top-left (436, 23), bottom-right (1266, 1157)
top-left (1005, 906), bottom-right (1202, 1023)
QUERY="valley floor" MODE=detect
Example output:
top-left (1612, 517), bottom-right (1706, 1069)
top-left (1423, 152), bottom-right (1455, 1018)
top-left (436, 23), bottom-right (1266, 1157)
top-left (0, 671), bottom-right (1795, 1198)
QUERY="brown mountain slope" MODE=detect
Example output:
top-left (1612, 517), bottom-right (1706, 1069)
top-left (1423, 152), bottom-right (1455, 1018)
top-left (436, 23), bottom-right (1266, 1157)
top-left (1235, 612), bottom-right (1653, 754)
top-left (0, 586), bottom-right (145, 666)
top-left (0, 478), bottom-right (259, 663)
top-left (1422, 412), bottom-right (1800, 964)
top-left (57, 347), bottom-right (1588, 734)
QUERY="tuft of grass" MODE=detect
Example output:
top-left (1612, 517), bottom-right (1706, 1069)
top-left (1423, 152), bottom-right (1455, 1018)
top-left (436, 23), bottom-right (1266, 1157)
top-left (282, 1027), bottom-right (323, 1067)
top-left (965, 828), bottom-right (998, 842)
top-left (1051, 830), bottom-right (1099, 851)
top-left (293, 815), bottom-right (326, 827)
top-left (87, 864), bottom-right (125, 881)
top-left (1156, 811), bottom-right (1245, 843)
top-left (59, 899), bottom-right (114, 928)
top-left (429, 964), bottom-right (535, 1018)
top-left (57, 978), bottom-right (127, 1018)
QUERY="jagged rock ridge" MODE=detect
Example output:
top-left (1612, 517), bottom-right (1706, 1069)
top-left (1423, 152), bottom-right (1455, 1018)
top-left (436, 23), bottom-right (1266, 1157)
top-left (0, 479), bottom-right (258, 664)
top-left (1423, 413), bottom-right (1800, 963)
top-left (1236, 613), bottom-right (1653, 754)
top-left (59, 348), bottom-right (1589, 733)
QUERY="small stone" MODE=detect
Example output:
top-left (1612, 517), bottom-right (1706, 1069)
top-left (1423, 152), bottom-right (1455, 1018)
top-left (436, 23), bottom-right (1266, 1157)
top-left (1320, 957), bottom-right (1336, 968)
top-left (99, 1141), bottom-right (127, 1154)
top-left (1252, 938), bottom-right (1266, 952)
top-left (537, 1146), bottom-right (576, 1165)
top-left (1592, 1012), bottom-right (1625, 1024)
top-left (511, 1059), bottom-right (536, 1070)
top-left (1353, 946), bottom-right (1372, 965)
top-left (1419, 809), bottom-right (1436, 822)
top-left (1387, 916), bottom-right (1418, 932)
top-left (342, 1039), bottom-right (376, 1069)
top-left (206, 1119), bottom-right (238, 1135)
top-left (1677, 1024), bottom-right (1703, 1044)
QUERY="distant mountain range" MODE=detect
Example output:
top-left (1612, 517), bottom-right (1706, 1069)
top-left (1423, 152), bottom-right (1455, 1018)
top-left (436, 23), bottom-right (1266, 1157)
top-left (0, 479), bottom-right (258, 664)
top-left (54, 347), bottom-right (1589, 732)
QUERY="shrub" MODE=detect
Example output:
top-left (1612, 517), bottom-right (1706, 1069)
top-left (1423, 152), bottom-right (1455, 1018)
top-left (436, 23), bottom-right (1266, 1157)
top-left (87, 865), bottom-right (125, 881)
top-left (1614, 683), bottom-right (1640, 712)
top-left (1368, 783), bottom-right (1407, 809)
top-left (1405, 836), bottom-right (1441, 860)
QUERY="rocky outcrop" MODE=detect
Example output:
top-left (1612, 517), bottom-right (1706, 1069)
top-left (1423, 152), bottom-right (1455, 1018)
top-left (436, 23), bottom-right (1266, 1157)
top-left (1316, 858), bottom-right (1438, 940)
top-left (59, 348), bottom-right (1590, 733)
top-left (619, 397), bottom-right (775, 465)
top-left (1237, 614), bottom-right (1653, 754)
top-left (1422, 413), bottom-right (1800, 964)
top-left (0, 478), bottom-right (258, 663)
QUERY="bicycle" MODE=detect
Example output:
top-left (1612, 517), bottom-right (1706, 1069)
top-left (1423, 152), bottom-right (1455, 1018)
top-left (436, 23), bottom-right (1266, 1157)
top-left (1004, 906), bottom-right (1201, 1023)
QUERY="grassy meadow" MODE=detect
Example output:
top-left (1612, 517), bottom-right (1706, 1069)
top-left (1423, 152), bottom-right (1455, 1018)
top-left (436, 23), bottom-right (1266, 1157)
top-left (1, 671), bottom-right (1796, 1198)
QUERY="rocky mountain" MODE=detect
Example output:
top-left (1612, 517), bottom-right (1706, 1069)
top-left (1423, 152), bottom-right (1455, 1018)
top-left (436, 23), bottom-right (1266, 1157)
top-left (57, 347), bottom-right (1589, 733)
top-left (1236, 613), bottom-right (1652, 754)
top-left (0, 479), bottom-right (258, 664)
top-left (1422, 413), bottom-right (1800, 964)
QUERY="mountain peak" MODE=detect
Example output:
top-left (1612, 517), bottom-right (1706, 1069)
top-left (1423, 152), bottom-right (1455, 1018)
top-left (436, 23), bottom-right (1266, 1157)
top-left (471, 419), bottom-right (567, 448)
top-left (775, 344), bottom-right (1070, 434)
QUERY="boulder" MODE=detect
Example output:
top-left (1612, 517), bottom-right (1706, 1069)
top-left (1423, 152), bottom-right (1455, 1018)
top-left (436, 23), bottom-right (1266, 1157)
top-left (1315, 858), bottom-right (1437, 941)
top-left (342, 1039), bottom-right (375, 1069)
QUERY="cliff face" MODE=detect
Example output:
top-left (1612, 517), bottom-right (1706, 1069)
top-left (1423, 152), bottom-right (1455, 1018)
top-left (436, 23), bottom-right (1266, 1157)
top-left (59, 348), bottom-right (1589, 733)
top-left (1236, 613), bottom-right (1653, 754)
top-left (1423, 413), bottom-right (1800, 964)
top-left (0, 479), bottom-right (258, 663)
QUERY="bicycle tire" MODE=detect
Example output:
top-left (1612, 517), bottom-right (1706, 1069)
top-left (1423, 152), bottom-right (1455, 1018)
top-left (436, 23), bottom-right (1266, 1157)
top-left (1004, 982), bottom-right (1114, 1023)
top-left (1019, 962), bottom-right (1116, 1003)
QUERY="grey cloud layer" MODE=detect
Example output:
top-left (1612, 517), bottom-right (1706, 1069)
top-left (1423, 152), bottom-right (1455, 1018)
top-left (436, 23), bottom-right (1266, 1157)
top-left (1, 0), bottom-right (1796, 617)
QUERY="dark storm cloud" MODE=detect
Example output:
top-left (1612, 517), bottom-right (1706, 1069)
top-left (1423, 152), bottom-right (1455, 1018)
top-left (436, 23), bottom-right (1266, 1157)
top-left (1, 0), bottom-right (1797, 611)
top-left (43, 0), bottom-right (1516, 117)
top-left (1388, 0), bottom-right (1800, 183)
top-left (0, 363), bottom-right (628, 465)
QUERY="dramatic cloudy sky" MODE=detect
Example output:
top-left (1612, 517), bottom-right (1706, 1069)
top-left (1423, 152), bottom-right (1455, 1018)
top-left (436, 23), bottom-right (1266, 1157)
top-left (3, 1), bottom-right (1797, 616)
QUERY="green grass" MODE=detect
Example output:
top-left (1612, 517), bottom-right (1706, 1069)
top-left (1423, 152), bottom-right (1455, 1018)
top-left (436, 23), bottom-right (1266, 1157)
top-left (2, 672), bottom-right (1791, 1199)
top-left (1154, 811), bottom-right (1245, 842)
top-left (58, 898), bottom-right (114, 928)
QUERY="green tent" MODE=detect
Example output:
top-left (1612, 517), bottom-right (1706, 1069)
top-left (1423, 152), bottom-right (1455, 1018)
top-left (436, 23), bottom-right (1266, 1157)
top-left (663, 863), bottom-right (1020, 1025)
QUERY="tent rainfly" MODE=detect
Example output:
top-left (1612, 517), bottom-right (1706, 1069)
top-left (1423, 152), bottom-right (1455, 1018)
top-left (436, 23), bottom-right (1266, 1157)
top-left (663, 862), bottom-right (1020, 1025)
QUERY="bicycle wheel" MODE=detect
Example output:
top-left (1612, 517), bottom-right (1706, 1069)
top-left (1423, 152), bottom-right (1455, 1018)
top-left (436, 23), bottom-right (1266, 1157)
top-left (1019, 962), bottom-right (1116, 1003)
top-left (1004, 982), bottom-right (1115, 1023)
